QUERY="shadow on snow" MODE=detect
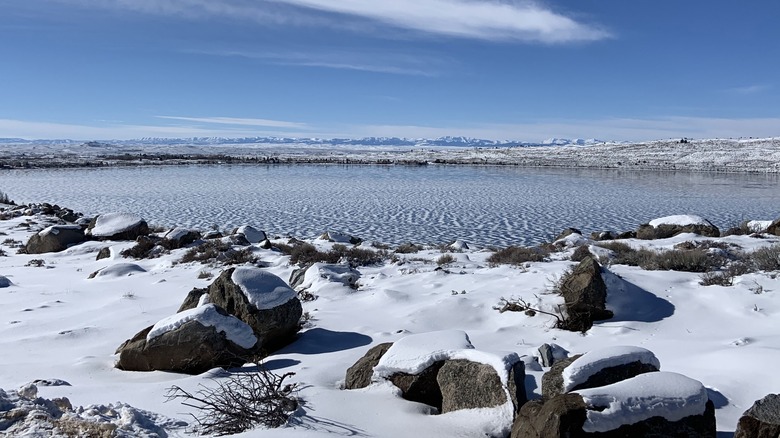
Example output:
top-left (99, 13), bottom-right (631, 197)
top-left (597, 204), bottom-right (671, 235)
top-left (602, 268), bottom-right (675, 323)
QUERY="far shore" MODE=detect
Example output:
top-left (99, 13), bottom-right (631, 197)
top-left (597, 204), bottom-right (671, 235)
top-left (1, 137), bottom-right (779, 173)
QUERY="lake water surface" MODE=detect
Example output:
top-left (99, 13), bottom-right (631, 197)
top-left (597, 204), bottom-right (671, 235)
top-left (1, 164), bottom-right (778, 246)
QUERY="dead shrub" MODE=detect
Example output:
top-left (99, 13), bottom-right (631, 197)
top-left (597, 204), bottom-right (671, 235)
top-left (289, 243), bottom-right (385, 267)
top-left (570, 245), bottom-right (592, 262)
top-left (436, 253), bottom-right (456, 266)
top-left (487, 246), bottom-right (549, 266)
top-left (394, 243), bottom-right (421, 254)
top-left (165, 367), bottom-right (299, 436)
top-left (750, 244), bottom-right (780, 271)
top-left (180, 240), bottom-right (256, 266)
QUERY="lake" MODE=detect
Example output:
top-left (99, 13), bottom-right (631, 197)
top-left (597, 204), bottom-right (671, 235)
top-left (1, 164), bottom-right (778, 246)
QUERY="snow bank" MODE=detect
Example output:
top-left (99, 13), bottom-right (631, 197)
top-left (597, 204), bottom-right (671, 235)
top-left (90, 212), bottom-right (144, 237)
top-left (231, 266), bottom-right (297, 310)
top-left (147, 303), bottom-right (257, 349)
top-left (298, 263), bottom-right (358, 290)
top-left (575, 372), bottom-right (709, 433)
top-left (562, 346), bottom-right (660, 392)
top-left (91, 263), bottom-right (147, 278)
top-left (648, 215), bottom-right (711, 228)
top-left (39, 224), bottom-right (82, 237)
top-left (747, 220), bottom-right (773, 233)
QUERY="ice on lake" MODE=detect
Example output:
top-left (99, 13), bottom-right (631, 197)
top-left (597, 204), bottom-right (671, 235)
top-left (1, 164), bottom-right (778, 246)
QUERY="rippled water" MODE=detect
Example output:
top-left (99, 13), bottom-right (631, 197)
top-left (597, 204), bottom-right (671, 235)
top-left (1, 164), bottom-right (778, 246)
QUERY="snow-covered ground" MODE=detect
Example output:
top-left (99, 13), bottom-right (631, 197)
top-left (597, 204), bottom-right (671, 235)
top-left (1, 203), bottom-right (779, 436)
top-left (1, 136), bottom-right (779, 172)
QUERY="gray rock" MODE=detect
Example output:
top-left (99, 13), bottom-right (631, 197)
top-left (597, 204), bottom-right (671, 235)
top-left (25, 225), bottom-right (86, 254)
top-left (232, 225), bottom-right (267, 244)
top-left (559, 256), bottom-right (613, 332)
top-left (512, 393), bottom-right (715, 438)
top-left (590, 230), bottom-right (616, 241)
top-left (95, 247), bottom-right (111, 261)
top-left (86, 213), bottom-right (149, 241)
top-left (0, 275), bottom-right (11, 288)
top-left (344, 343), bottom-right (393, 390)
top-left (767, 219), bottom-right (780, 236)
top-left (163, 227), bottom-right (201, 249)
top-left (288, 265), bottom-right (311, 290)
top-left (735, 393), bottom-right (780, 438)
top-left (437, 359), bottom-right (527, 414)
top-left (541, 355), bottom-right (581, 398)
top-left (115, 309), bottom-right (255, 374)
top-left (204, 268), bottom-right (302, 352)
top-left (511, 393), bottom-right (587, 438)
top-left (537, 343), bottom-right (568, 367)
top-left (541, 354), bottom-right (659, 398)
top-left (636, 221), bottom-right (720, 240)
top-left (389, 362), bottom-right (445, 411)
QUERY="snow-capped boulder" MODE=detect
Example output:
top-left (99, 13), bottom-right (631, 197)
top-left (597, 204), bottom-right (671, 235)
top-left (163, 227), bottom-right (200, 248)
top-left (590, 230), bottom-right (617, 241)
top-left (86, 212), bottom-right (149, 241)
top-left (318, 230), bottom-right (361, 245)
top-left (734, 393), bottom-right (780, 438)
top-left (513, 373), bottom-right (715, 438)
top-left (350, 330), bottom-right (526, 418)
top-left (25, 225), bottom-right (85, 254)
top-left (199, 267), bottom-right (302, 351)
top-left (231, 225), bottom-right (267, 244)
top-left (636, 214), bottom-right (720, 239)
top-left (542, 346), bottom-right (660, 397)
top-left (115, 304), bottom-right (257, 374)
top-left (0, 275), bottom-right (11, 288)
top-left (558, 256), bottom-right (613, 332)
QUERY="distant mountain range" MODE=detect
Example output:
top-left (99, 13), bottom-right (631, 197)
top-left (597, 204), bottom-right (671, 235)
top-left (0, 136), bottom-right (604, 147)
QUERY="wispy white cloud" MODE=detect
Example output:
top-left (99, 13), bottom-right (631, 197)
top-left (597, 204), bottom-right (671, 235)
top-left (194, 49), bottom-right (444, 77)
top-left (62, 0), bottom-right (609, 43)
top-left (725, 84), bottom-right (771, 95)
top-left (157, 116), bottom-right (310, 129)
top-left (267, 0), bottom-right (610, 43)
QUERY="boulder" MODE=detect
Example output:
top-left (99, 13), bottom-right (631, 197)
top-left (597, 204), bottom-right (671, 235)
top-left (511, 393), bottom-right (587, 438)
top-left (202, 267), bottom-right (302, 352)
top-left (163, 227), bottom-right (200, 249)
top-left (437, 359), bottom-right (526, 414)
top-left (636, 215), bottom-right (720, 240)
top-left (25, 225), bottom-right (85, 254)
top-left (0, 275), bottom-right (11, 288)
top-left (537, 343), bottom-right (569, 368)
top-left (319, 231), bottom-right (361, 245)
top-left (232, 225), bottom-right (267, 244)
top-left (389, 362), bottom-right (446, 410)
top-left (512, 393), bottom-right (715, 438)
top-left (95, 247), bottom-right (111, 260)
top-left (734, 393), bottom-right (780, 438)
top-left (559, 256), bottom-right (613, 332)
top-left (344, 343), bottom-right (394, 390)
top-left (115, 304), bottom-right (257, 374)
top-left (86, 213), bottom-right (149, 241)
top-left (590, 231), bottom-right (616, 241)
top-left (515, 373), bottom-right (715, 438)
top-left (542, 354), bottom-right (660, 398)
top-left (555, 228), bottom-right (582, 241)
top-left (767, 219), bottom-right (780, 236)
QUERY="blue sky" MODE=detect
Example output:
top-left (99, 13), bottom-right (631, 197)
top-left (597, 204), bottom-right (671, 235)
top-left (1, 1), bottom-right (779, 141)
